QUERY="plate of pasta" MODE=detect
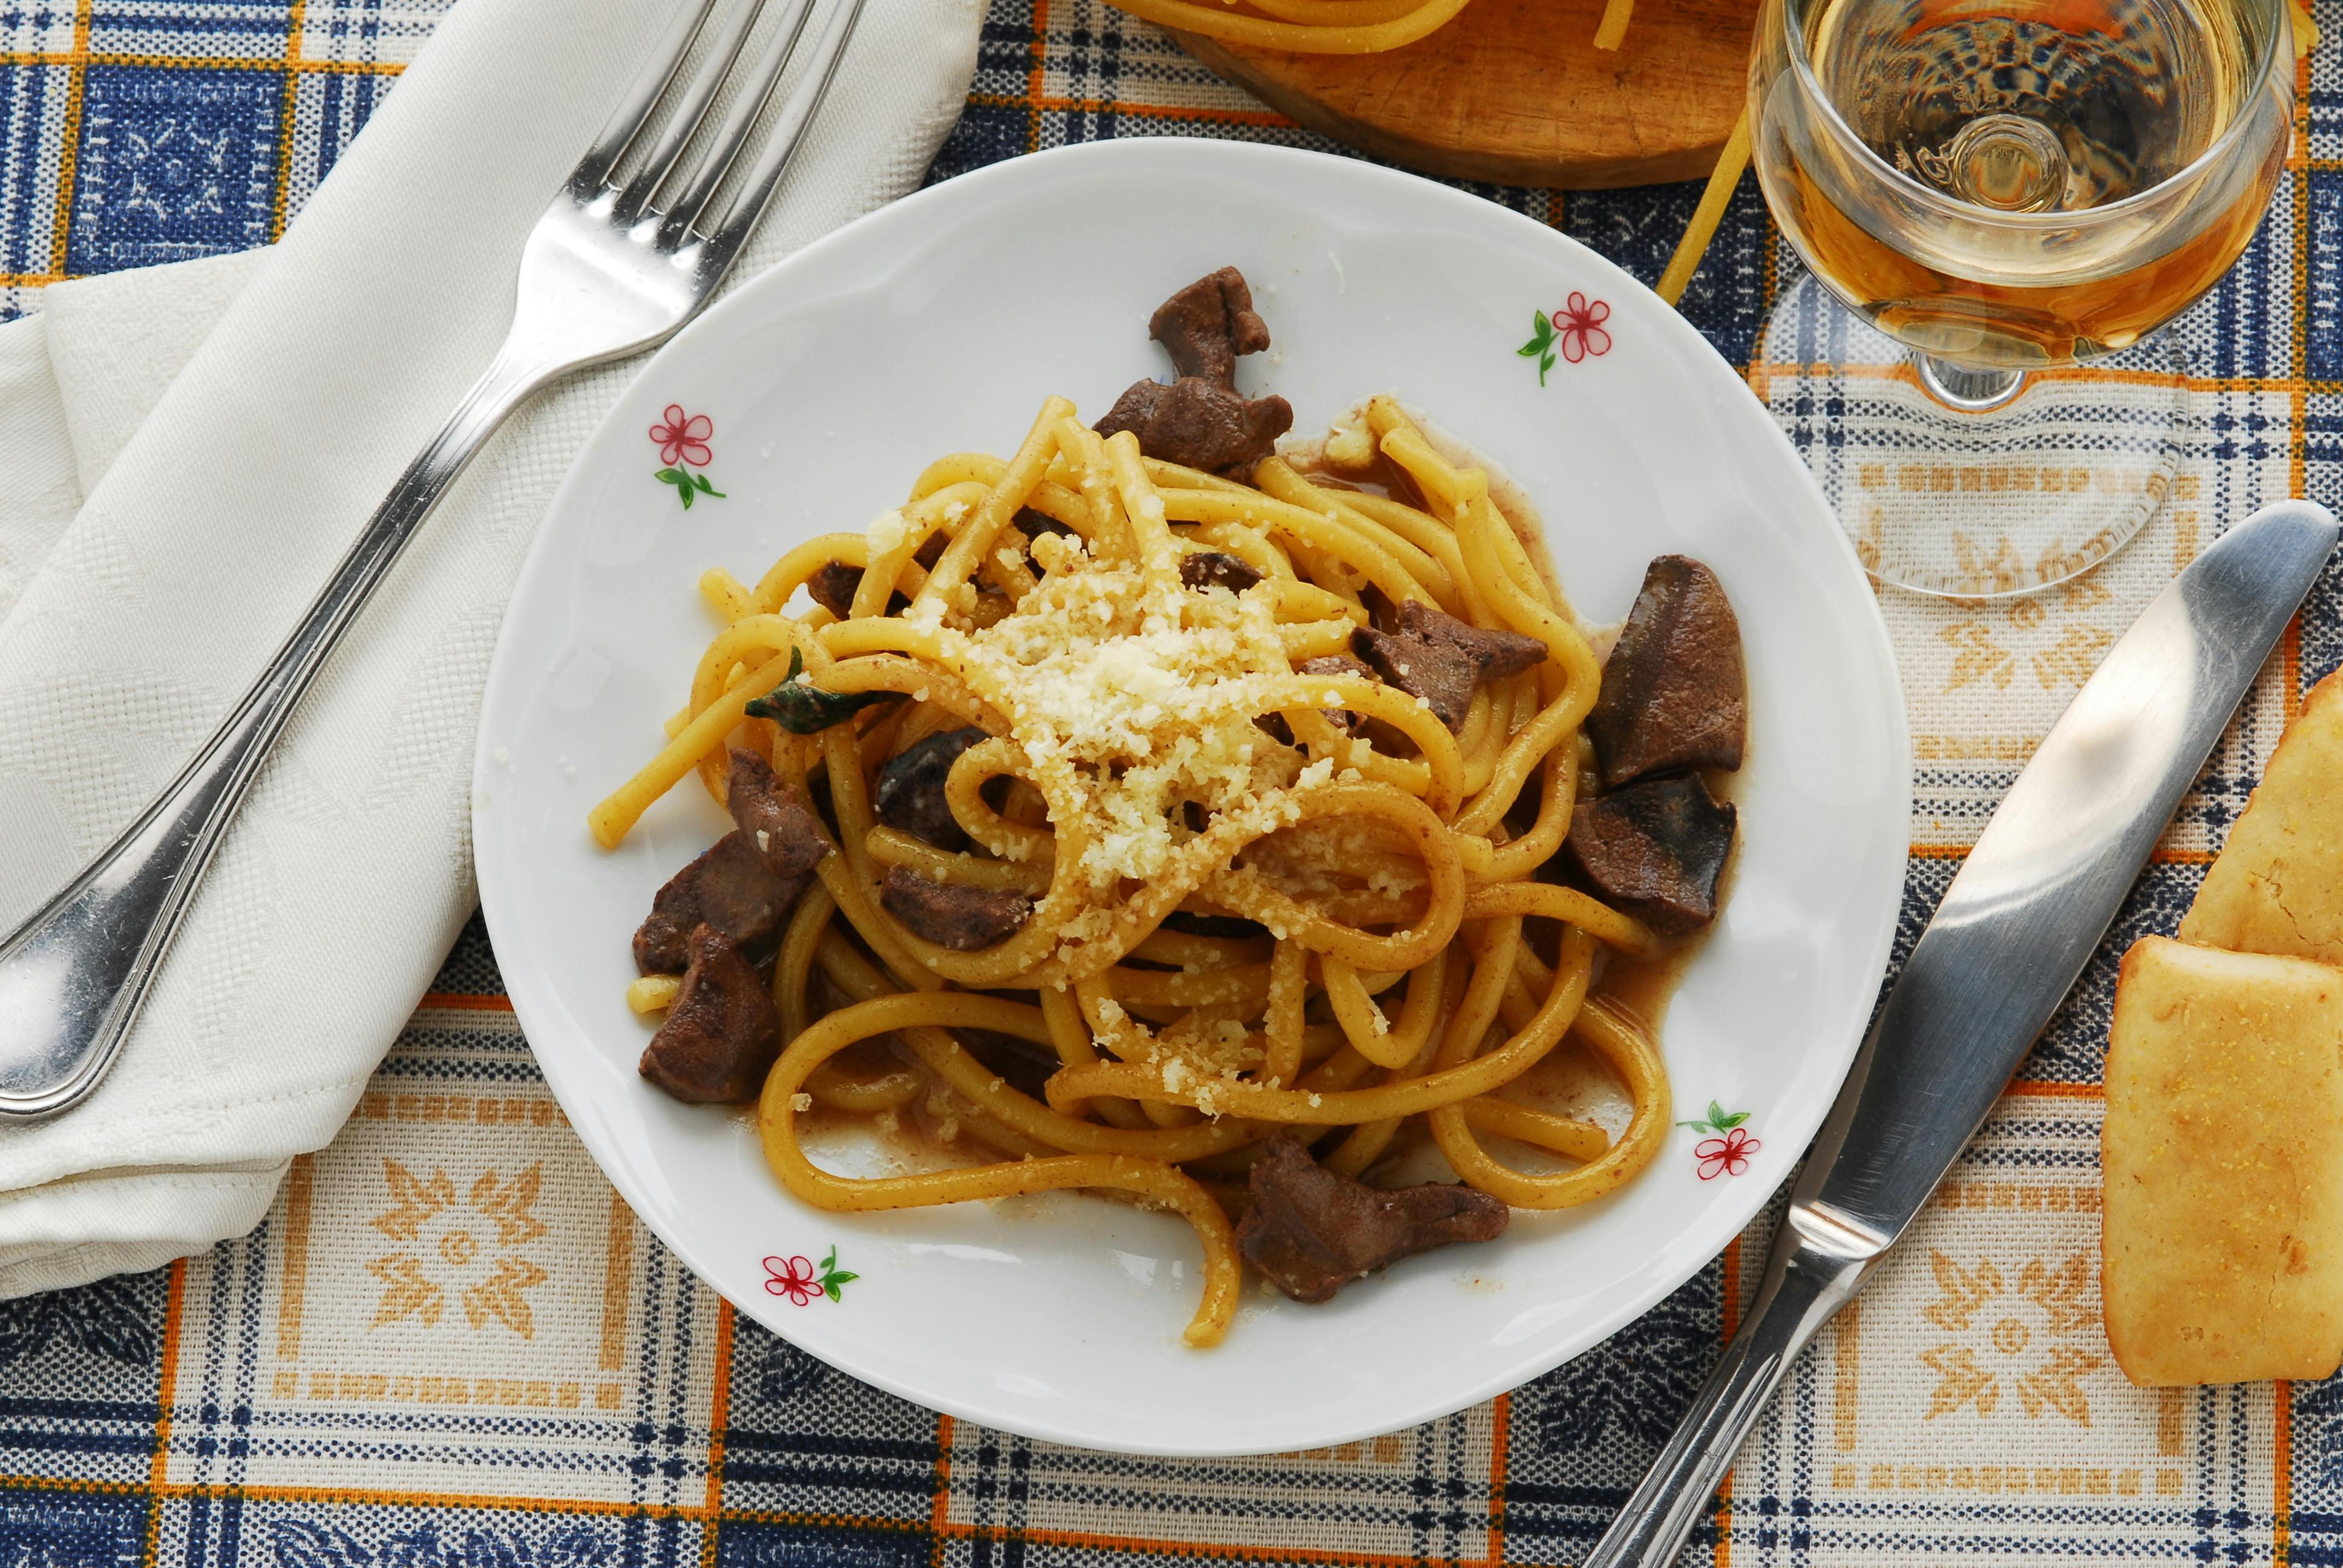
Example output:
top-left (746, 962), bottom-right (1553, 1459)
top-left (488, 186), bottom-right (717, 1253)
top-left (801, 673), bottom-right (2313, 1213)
top-left (472, 138), bottom-right (1910, 1455)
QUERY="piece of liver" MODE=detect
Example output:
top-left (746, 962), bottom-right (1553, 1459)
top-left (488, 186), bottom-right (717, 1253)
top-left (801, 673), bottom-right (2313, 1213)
top-left (1587, 555), bottom-right (1745, 788)
top-left (727, 747), bottom-right (831, 881)
top-left (1294, 652), bottom-right (1374, 736)
top-left (1095, 378), bottom-right (1293, 480)
top-left (880, 866), bottom-right (1032, 951)
top-left (1352, 599), bottom-right (1547, 731)
top-left (873, 727), bottom-right (991, 853)
top-left (633, 834), bottom-right (795, 975)
top-left (1235, 1135), bottom-right (1509, 1303)
top-left (640, 923), bottom-right (782, 1104)
top-left (1095, 267), bottom-right (1294, 480)
top-left (1565, 772), bottom-right (1737, 935)
top-left (1180, 551), bottom-right (1265, 595)
top-left (1149, 267), bottom-right (1273, 385)
top-left (631, 749), bottom-right (830, 973)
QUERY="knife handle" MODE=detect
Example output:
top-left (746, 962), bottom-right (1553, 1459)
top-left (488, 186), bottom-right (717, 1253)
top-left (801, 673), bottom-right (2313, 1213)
top-left (1578, 1209), bottom-right (1879, 1568)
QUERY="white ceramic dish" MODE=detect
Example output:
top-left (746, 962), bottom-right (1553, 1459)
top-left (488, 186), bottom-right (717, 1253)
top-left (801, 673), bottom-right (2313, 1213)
top-left (473, 139), bottom-right (1910, 1457)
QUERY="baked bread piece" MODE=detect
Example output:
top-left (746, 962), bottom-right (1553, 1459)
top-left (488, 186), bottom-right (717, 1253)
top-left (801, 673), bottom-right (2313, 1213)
top-left (2180, 670), bottom-right (2343, 962)
top-left (2102, 936), bottom-right (2343, 1386)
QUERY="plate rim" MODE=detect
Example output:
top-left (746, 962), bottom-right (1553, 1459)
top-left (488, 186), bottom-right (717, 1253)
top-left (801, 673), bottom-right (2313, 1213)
top-left (472, 134), bottom-right (1914, 1455)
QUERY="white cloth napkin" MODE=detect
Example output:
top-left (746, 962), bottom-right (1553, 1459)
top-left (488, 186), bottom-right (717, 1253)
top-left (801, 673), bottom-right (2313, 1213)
top-left (0, 0), bottom-right (982, 1298)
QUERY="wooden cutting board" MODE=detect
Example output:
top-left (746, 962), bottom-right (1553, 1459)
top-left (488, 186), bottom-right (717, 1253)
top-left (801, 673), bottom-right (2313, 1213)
top-left (1172, 0), bottom-right (1757, 190)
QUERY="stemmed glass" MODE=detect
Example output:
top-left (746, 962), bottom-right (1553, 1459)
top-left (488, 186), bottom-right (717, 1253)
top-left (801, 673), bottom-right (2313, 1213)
top-left (1747, 0), bottom-right (2294, 596)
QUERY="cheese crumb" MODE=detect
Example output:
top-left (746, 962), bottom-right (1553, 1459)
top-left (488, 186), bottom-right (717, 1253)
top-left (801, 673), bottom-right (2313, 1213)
top-left (790, 1093), bottom-right (812, 1111)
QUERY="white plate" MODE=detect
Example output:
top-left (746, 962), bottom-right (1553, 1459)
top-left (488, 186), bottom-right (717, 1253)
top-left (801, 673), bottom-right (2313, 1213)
top-left (473, 139), bottom-right (1911, 1457)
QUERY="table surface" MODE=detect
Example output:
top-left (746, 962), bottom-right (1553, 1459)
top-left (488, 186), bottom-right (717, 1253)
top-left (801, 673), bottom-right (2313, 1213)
top-left (0, 2), bottom-right (2336, 1564)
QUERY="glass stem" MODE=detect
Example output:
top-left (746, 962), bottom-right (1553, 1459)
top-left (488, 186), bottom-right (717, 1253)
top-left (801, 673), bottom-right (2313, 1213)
top-left (1916, 353), bottom-right (2028, 413)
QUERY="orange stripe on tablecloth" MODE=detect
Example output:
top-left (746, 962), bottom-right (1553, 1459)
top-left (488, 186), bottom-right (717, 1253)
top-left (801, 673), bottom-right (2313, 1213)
top-left (701, 1301), bottom-right (735, 1568)
top-left (268, 0), bottom-right (307, 242)
top-left (1485, 1391), bottom-right (1509, 1566)
top-left (602, 1192), bottom-right (635, 1371)
top-left (47, 0), bottom-right (93, 277)
top-left (0, 48), bottom-right (403, 71)
top-left (1024, 2), bottom-right (1047, 157)
top-left (137, 1259), bottom-right (188, 1564)
top-left (968, 89), bottom-right (1294, 128)
top-left (2278, 1378), bottom-right (2296, 1568)
top-left (419, 992), bottom-right (514, 1011)
top-left (277, 1154), bottom-right (315, 1362)
top-left (928, 1411), bottom-right (955, 1567)
top-left (2002, 1080), bottom-right (2104, 1099)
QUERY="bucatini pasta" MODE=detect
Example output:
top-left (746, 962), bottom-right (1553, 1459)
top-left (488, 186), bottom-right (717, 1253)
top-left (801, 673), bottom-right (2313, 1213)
top-left (592, 273), bottom-right (1744, 1345)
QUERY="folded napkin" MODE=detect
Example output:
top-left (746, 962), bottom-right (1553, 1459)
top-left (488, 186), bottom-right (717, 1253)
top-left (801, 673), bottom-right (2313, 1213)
top-left (0, 0), bottom-right (981, 1298)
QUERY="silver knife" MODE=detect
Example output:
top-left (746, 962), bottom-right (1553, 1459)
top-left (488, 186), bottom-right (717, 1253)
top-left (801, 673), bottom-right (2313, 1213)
top-left (1581, 497), bottom-right (2341, 1568)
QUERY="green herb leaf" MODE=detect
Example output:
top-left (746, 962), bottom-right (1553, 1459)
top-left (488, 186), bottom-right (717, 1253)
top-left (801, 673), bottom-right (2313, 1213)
top-left (744, 648), bottom-right (903, 734)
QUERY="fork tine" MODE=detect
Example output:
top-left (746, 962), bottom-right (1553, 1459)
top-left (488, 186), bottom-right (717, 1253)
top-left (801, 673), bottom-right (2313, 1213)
top-left (697, 0), bottom-right (870, 258)
top-left (573, 0), bottom-right (718, 192)
top-left (655, 0), bottom-right (816, 247)
top-left (617, 0), bottom-right (769, 223)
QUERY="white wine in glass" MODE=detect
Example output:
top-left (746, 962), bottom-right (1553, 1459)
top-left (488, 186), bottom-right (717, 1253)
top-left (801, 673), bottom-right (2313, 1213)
top-left (1749, 0), bottom-right (2292, 595)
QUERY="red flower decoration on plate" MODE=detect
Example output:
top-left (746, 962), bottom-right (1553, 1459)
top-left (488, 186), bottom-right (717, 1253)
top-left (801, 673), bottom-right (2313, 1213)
top-left (651, 404), bottom-right (715, 468)
top-left (764, 1253), bottom-right (819, 1305)
top-left (1555, 292), bottom-right (1612, 363)
top-left (1695, 1126), bottom-right (1760, 1181)
top-left (1679, 1099), bottom-right (1758, 1180)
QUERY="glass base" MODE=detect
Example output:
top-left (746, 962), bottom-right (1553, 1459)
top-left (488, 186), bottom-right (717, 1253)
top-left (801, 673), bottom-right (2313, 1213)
top-left (1754, 272), bottom-right (2192, 598)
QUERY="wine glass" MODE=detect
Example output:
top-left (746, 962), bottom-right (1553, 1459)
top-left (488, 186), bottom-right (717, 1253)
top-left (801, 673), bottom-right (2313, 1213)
top-left (1747, 0), bottom-right (2293, 596)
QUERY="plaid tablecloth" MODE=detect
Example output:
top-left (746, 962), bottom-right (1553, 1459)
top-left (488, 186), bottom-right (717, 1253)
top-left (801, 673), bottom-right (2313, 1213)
top-left (0, 2), bottom-right (2333, 1563)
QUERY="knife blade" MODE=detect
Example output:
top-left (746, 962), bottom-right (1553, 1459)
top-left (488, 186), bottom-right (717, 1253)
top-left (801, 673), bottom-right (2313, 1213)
top-left (1581, 497), bottom-right (2341, 1568)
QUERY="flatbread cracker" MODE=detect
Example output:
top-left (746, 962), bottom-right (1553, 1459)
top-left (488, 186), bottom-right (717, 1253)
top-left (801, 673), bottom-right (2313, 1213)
top-left (2180, 670), bottom-right (2343, 963)
top-left (2102, 936), bottom-right (2343, 1386)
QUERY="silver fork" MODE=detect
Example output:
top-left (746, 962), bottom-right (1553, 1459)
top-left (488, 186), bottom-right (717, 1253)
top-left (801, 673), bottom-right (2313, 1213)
top-left (0, 0), bottom-right (868, 1117)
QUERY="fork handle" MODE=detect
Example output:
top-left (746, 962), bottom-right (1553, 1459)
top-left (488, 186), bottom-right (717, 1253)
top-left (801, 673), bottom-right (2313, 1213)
top-left (0, 343), bottom-right (554, 1116)
top-left (1578, 1215), bottom-right (1876, 1568)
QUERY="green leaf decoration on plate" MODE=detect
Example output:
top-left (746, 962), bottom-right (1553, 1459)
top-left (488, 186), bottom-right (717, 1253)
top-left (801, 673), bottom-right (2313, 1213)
top-left (1518, 309), bottom-right (1561, 387)
top-left (818, 1245), bottom-right (859, 1304)
top-left (1677, 1099), bottom-right (1752, 1135)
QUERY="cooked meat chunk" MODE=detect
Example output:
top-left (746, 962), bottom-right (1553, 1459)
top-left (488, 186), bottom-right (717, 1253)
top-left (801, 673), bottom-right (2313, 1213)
top-left (1352, 599), bottom-right (1547, 731)
top-left (1095, 377), bottom-right (1292, 481)
top-left (1236, 1135), bottom-right (1509, 1303)
top-left (881, 866), bottom-right (1033, 950)
top-left (800, 535), bottom-right (946, 619)
top-left (1588, 555), bottom-right (1745, 788)
top-left (873, 727), bottom-right (990, 852)
top-left (726, 746), bottom-right (831, 880)
top-left (1014, 506), bottom-right (1073, 541)
top-left (953, 1027), bottom-right (1057, 1099)
top-left (641, 924), bottom-right (782, 1103)
top-left (1566, 773), bottom-right (1737, 936)
top-left (1149, 266), bottom-right (1272, 385)
top-left (633, 832), bottom-right (794, 974)
top-left (805, 560), bottom-right (862, 620)
top-left (631, 751), bottom-right (828, 973)
top-left (1180, 550), bottom-right (1265, 595)
top-left (1096, 267), bottom-right (1294, 480)
top-left (1294, 652), bottom-right (1375, 736)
